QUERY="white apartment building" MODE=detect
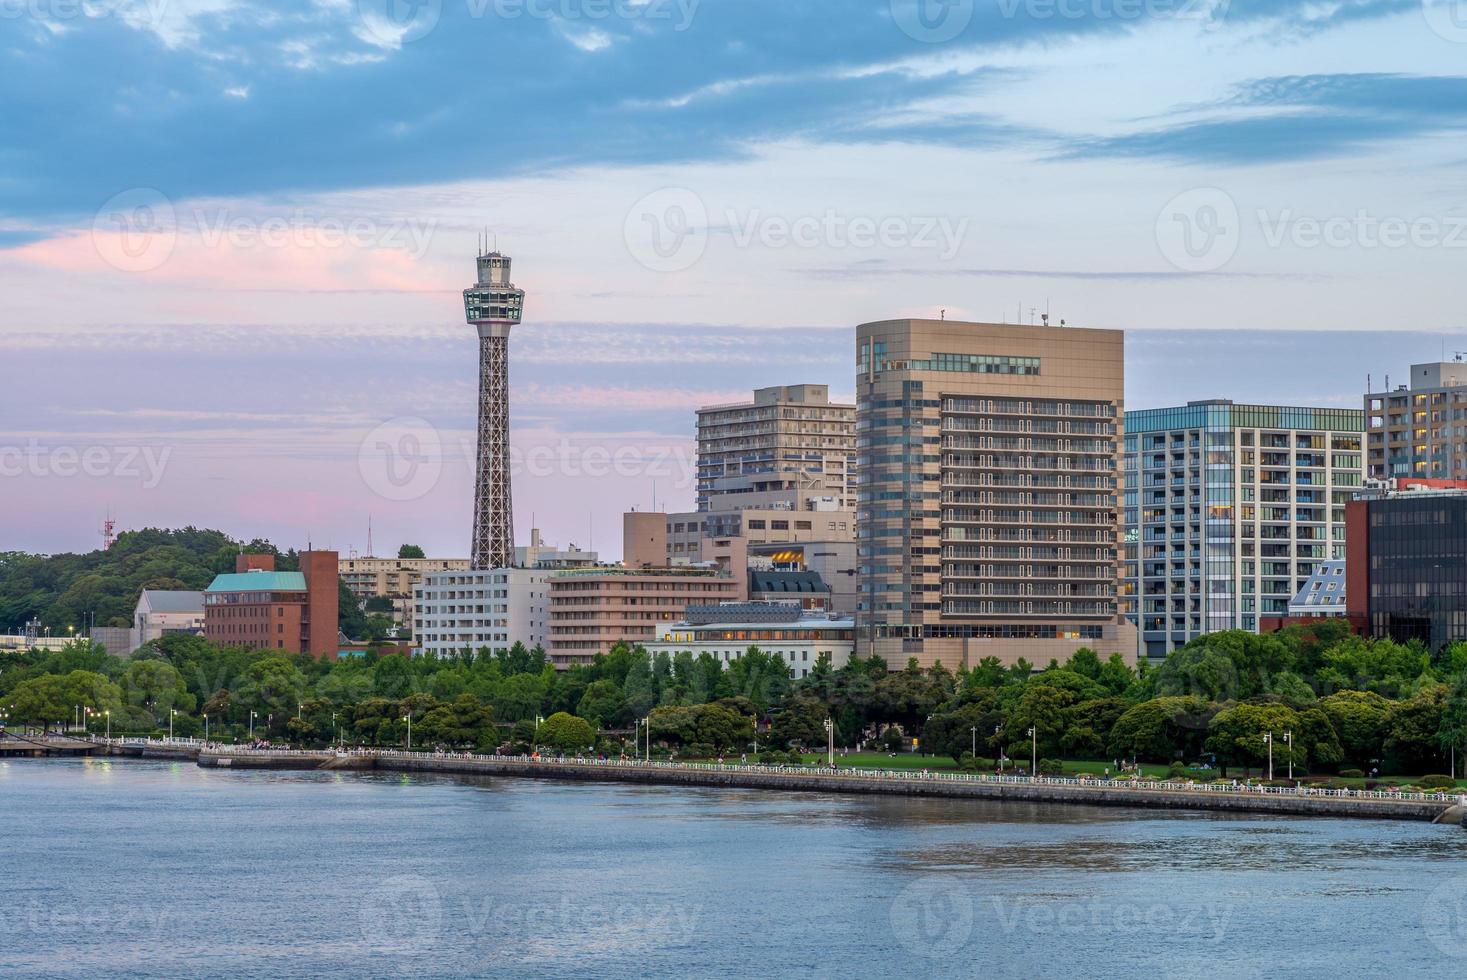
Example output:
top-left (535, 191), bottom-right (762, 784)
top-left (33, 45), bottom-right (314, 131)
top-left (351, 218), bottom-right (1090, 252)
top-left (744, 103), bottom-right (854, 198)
top-left (130, 589), bottom-right (206, 651)
top-left (412, 567), bottom-right (550, 657)
top-left (1124, 400), bottom-right (1364, 660)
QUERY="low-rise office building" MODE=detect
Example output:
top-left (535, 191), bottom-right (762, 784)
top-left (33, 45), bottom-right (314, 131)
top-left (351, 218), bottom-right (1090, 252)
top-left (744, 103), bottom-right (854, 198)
top-left (130, 589), bottom-right (206, 652)
top-left (645, 602), bottom-right (854, 678)
top-left (203, 552), bottom-right (338, 657)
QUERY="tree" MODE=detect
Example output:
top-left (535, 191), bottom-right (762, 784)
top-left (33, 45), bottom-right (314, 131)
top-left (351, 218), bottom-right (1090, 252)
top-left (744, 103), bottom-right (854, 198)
top-left (1318, 690), bottom-right (1393, 768)
top-left (1006, 684), bottom-right (1075, 759)
top-left (1107, 696), bottom-right (1213, 763)
top-left (1383, 684), bottom-right (1447, 774)
top-left (576, 679), bottom-right (624, 729)
top-left (397, 544), bottom-right (426, 559)
top-left (923, 704), bottom-right (997, 764)
top-left (123, 659), bottom-right (194, 718)
top-left (769, 695), bottom-right (829, 750)
top-left (339, 579), bottom-right (369, 640)
top-left (536, 712), bottom-right (596, 751)
top-left (1205, 703), bottom-right (1303, 776)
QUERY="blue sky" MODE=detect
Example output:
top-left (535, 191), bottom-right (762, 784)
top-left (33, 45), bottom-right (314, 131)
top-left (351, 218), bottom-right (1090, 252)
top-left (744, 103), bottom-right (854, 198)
top-left (3, 0), bottom-right (1467, 556)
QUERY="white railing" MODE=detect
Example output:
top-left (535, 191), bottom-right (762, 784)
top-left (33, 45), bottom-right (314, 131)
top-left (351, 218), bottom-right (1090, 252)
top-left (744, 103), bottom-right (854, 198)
top-left (197, 747), bottom-right (1462, 806)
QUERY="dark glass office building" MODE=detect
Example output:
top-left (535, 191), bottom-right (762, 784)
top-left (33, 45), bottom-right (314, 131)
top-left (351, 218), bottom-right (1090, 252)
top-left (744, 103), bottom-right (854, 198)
top-left (1350, 488), bottom-right (1467, 649)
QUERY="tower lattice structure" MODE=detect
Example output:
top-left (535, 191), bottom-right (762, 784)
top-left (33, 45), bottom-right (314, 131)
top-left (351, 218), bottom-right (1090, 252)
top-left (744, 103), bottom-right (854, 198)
top-left (463, 245), bottom-right (525, 570)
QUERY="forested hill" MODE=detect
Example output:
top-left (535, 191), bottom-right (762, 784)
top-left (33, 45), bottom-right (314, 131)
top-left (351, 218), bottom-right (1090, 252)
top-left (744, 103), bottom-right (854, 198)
top-left (0, 528), bottom-right (299, 632)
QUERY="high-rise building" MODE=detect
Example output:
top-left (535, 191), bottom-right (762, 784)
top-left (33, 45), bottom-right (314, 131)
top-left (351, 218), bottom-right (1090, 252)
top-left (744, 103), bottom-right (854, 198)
top-left (697, 384), bottom-right (856, 511)
top-left (463, 244), bottom-right (525, 570)
top-left (855, 318), bottom-right (1135, 669)
top-left (339, 556), bottom-right (471, 622)
top-left (1124, 400), bottom-right (1363, 659)
top-left (1365, 361), bottom-right (1467, 481)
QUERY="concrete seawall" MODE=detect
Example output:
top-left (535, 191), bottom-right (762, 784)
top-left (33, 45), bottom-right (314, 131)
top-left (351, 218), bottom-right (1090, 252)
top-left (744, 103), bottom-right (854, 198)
top-left (197, 751), bottom-right (1455, 822)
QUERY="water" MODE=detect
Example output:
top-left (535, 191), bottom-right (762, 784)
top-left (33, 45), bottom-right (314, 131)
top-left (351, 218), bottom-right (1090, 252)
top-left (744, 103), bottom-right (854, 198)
top-left (4, 758), bottom-right (1467, 978)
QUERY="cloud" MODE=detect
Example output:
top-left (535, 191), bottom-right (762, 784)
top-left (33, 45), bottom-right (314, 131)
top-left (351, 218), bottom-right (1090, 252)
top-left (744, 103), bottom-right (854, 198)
top-left (1062, 73), bottom-right (1467, 165)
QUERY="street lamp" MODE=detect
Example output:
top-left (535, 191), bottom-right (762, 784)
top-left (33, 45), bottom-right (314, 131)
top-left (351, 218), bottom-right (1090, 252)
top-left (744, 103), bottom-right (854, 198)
top-left (644, 716), bottom-right (651, 762)
top-left (995, 725), bottom-right (1004, 773)
top-left (1283, 730), bottom-right (1293, 782)
top-left (169, 708), bottom-right (176, 741)
top-left (249, 711), bottom-right (257, 739)
top-left (1028, 726), bottom-right (1037, 777)
top-left (403, 712), bottom-right (412, 751)
top-left (105, 709), bottom-right (110, 740)
top-left (1263, 732), bottom-right (1274, 781)
top-left (203, 713), bottom-right (209, 743)
top-left (970, 726), bottom-right (977, 761)
top-left (823, 717), bottom-right (834, 767)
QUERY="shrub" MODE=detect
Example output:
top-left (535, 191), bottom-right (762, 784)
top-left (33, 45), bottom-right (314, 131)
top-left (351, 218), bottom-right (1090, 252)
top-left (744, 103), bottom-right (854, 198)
top-left (757, 751), bottom-right (787, 765)
top-left (1420, 775), bottom-right (1456, 790)
top-left (1339, 768), bottom-right (1364, 779)
top-left (1037, 758), bottom-right (1063, 776)
top-left (959, 751), bottom-right (978, 772)
top-left (1167, 761), bottom-right (1187, 779)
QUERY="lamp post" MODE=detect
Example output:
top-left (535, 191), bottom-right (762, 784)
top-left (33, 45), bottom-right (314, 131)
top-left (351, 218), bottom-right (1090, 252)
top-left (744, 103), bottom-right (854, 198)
top-left (1263, 732), bottom-right (1273, 781)
top-left (105, 709), bottom-right (110, 740)
top-left (823, 717), bottom-right (834, 767)
top-left (1028, 726), bottom-right (1036, 777)
top-left (250, 711), bottom-right (257, 739)
top-left (1283, 730), bottom-right (1293, 782)
top-left (203, 713), bottom-right (209, 743)
top-left (995, 725), bottom-right (1004, 773)
top-left (970, 726), bottom-right (977, 761)
top-left (169, 708), bottom-right (175, 742)
top-left (644, 716), bottom-right (651, 762)
top-left (332, 711), bottom-right (337, 746)
top-left (403, 712), bottom-right (412, 751)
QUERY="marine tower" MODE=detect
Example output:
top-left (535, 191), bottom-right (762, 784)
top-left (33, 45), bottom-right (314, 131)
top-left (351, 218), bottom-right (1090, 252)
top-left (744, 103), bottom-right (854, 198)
top-left (463, 241), bottom-right (525, 570)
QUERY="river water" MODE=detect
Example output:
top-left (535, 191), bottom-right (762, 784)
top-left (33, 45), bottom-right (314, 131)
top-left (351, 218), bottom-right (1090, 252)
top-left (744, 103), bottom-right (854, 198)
top-left (4, 758), bottom-right (1467, 978)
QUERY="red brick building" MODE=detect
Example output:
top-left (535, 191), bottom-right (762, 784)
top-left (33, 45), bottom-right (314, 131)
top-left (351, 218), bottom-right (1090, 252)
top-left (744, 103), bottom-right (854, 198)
top-left (204, 552), bottom-right (339, 658)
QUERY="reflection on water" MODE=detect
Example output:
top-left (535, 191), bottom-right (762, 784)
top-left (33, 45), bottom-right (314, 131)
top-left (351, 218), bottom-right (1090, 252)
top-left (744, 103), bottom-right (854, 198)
top-left (3, 759), bottom-right (1467, 979)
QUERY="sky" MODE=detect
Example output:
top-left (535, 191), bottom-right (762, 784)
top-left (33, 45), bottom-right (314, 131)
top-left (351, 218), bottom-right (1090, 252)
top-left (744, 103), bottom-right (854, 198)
top-left (3, 0), bottom-right (1466, 558)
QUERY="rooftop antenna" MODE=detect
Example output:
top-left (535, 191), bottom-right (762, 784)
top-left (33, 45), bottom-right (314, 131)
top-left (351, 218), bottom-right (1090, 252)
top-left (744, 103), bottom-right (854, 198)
top-left (367, 514), bottom-right (374, 558)
top-left (940, 308), bottom-right (945, 321)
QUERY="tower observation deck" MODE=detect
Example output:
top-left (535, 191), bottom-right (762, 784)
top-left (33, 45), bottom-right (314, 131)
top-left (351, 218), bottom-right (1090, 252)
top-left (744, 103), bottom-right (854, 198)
top-left (463, 244), bottom-right (525, 570)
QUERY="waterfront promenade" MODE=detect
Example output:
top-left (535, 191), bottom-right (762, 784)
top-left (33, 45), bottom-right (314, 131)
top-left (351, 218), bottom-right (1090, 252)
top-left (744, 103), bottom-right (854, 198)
top-left (178, 744), bottom-right (1464, 822)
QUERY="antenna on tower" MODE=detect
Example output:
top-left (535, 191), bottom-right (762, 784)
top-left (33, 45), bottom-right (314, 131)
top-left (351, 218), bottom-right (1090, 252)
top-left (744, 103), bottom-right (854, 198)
top-left (367, 515), bottom-right (374, 558)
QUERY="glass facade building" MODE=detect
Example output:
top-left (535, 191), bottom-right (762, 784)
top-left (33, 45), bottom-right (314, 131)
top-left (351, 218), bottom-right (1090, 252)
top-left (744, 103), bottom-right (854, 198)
top-left (1124, 399), bottom-right (1364, 660)
top-left (1359, 492), bottom-right (1467, 649)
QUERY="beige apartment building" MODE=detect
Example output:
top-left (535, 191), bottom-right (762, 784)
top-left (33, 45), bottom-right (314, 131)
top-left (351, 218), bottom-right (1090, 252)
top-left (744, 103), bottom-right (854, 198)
top-left (339, 556), bottom-right (471, 620)
top-left (1365, 361), bottom-right (1467, 481)
top-left (856, 318), bottom-right (1136, 669)
top-left (697, 384), bottom-right (856, 511)
top-left (546, 567), bottom-right (742, 667)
